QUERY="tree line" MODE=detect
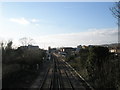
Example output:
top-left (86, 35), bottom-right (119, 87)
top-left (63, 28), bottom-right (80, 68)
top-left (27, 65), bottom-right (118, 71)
top-left (1, 40), bottom-right (46, 88)
top-left (65, 46), bottom-right (120, 90)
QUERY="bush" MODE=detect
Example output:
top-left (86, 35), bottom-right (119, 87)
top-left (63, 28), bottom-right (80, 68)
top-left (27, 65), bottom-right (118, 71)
top-left (65, 46), bottom-right (120, 89)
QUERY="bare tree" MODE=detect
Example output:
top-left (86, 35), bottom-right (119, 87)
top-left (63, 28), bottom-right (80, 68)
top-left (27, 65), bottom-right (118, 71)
top-left (110, 1), bottom-right (120, 44)
top-left (110, 1), bottom-right (120, 19)
top-left (19, 37), bottom-right (35, 46)
top-left (6, 40), bottom-right (13, 50)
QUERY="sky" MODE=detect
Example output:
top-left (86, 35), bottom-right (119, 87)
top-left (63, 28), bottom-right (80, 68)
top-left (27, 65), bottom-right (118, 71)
top-left (0, 2), bottom-right (118, 49)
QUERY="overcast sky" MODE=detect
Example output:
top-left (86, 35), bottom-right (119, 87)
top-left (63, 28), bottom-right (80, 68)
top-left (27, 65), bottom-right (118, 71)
top-left (0, 2), bottom-right (118, 49)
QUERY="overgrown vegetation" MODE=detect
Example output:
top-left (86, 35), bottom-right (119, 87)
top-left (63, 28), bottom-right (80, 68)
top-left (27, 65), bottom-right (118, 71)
top-left (1, 40), bottom-right (46, 88)
top-left (65, 46), bottom-right (120, 90)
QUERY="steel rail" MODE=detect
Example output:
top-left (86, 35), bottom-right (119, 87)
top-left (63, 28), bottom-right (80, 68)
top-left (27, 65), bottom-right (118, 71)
top-left (56, 58), bottom-right (64, 90)
top-left (39, 67), bottom-right (51, 90)
top-left (58, 59), bottom-right (74, 90)
top-left (61, 58), bottom-right (94, 90)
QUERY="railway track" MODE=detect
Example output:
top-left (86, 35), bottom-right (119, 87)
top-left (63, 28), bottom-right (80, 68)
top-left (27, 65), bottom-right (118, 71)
top-left (39, 67), bottom-right (53, 89)
top-left (38, 53), bottom-right (93, 90)
top-left (62, 59), bottom-right (93, 90)
top-left (57, 57), bottom-right (74, 90)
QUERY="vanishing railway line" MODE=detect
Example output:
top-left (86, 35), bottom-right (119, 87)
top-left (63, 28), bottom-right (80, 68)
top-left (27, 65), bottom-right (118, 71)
top-left (38, 53), bottom-right (93, 90)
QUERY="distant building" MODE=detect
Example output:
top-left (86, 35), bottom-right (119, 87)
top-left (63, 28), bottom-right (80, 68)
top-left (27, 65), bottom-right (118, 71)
top-left (109, 46), bottom-right (120, 53)
top-left (28, 45), bottom-right (39, 50)
top-left (49, 48), bottom-right (57, 53)
top-left (18, 46), bottom-right (28, 50)
top-left (18, 45), bottom-right (39, 51)
top-left (48, 46), bottom-right (51, 51)
top-left (109, 49), bottom-right (117, 53)
top-left (60, 47), bottom-right (76, 55)
top-left (76, 45), bottom-right (82, 53)
top-left (88, 45), bottom-right (94, 48)
top-left (82, 45), bottom-right (88, 49)
top-left (60, 47), bottom-right (73, 52)
top-left (117, 47), bottom-right (120, 53)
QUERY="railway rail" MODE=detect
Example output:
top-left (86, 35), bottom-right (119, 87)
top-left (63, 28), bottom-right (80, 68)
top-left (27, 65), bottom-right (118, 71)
top-left (38, 53), bottom-right (93, 90)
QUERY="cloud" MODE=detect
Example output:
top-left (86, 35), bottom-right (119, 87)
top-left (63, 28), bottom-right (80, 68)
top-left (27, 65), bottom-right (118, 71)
top-left (30, 19), bottom-right (39, 23)
top-left (9, 17), bottom-right (50, 26)
top-left (9, 18), bottom-right (42, 25)
top-left (0, 23), bottom-right (117, 50)
top-left (9, 17), bottom-right (30, 25)
top-left (36, 28), bottom-right (118, 49)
